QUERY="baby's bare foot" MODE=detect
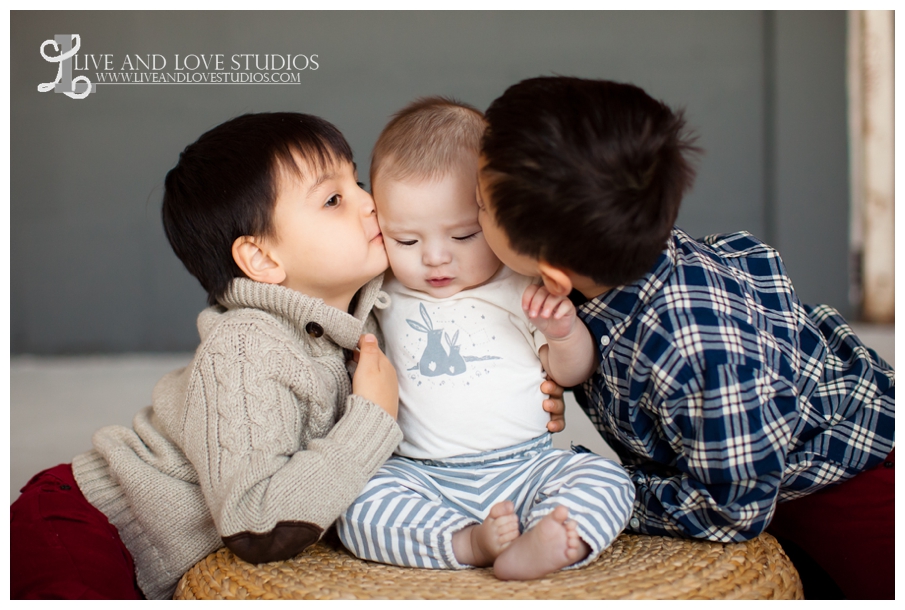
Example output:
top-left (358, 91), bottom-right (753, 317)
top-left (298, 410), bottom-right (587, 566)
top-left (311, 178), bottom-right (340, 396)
top-left (493, 505), bottom-right (591, 580)
top-left (451, 501), bottom-right (520, 567)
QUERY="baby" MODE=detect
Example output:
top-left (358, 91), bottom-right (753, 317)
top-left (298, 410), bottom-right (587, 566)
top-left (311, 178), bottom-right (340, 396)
top-left (338, 98), bottom-right (634, 580)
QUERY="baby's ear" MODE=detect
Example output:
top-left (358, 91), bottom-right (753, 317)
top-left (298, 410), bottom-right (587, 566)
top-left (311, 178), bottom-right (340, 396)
top-left (231, 236), bottom-right (286, 285)
top-left (537, 261), bottom-right (574, 297)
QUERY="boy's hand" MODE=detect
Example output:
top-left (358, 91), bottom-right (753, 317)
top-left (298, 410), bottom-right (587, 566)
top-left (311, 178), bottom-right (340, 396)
top-left (523, 284), bottom-right (578, 341)
top-left (352, 334), bottom-right (399, 420)
top-left (542, 377), bottom-right (566, 433)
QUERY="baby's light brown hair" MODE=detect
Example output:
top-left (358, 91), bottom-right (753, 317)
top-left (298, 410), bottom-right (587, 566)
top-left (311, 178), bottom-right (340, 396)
top-left (370, 96), bottom-right (485, 188)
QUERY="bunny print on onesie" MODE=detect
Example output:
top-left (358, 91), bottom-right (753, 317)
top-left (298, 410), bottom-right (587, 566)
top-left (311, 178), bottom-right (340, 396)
top-left (375, 265), bottom-right (551, 460)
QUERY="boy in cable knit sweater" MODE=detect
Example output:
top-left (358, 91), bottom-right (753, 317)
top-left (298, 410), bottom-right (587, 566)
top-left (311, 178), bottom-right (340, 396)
top-left (10, 113), bottom-right (404, 599)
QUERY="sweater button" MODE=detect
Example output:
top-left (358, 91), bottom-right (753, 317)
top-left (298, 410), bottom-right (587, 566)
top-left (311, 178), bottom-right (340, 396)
top-left (305, 322), bottom-right (324, 338)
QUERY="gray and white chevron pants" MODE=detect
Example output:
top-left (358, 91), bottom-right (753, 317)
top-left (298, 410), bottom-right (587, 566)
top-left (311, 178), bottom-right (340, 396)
top-left (337, 434), bottom-right (635, 570)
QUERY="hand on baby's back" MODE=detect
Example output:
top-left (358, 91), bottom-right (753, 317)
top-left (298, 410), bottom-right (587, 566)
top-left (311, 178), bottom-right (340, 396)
top-left (352, 334), bottom-right (399, 419)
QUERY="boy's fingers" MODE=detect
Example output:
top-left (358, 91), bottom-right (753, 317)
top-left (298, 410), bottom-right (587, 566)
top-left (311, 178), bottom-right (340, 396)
top-left (357, 334), bottom-right (380, 362)
top-left (545, 397), bottom-right (566, 432)
top-left (542, 378), bottom-right (565, 399)
top-left (358, 334), bottom-right (393, 373)
top-left (544, 397), bottom-right (566, 414)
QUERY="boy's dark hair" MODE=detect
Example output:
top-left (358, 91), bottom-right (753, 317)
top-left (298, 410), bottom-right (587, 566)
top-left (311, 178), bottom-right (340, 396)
top-left (481, 76), bottom-right (699, 288)
top-left (162, 112), bottom-right (353, 306)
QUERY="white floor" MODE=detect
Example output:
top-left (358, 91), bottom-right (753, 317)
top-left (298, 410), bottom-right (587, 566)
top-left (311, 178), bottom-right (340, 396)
top-left (9, 324), bottom-right (894, 504)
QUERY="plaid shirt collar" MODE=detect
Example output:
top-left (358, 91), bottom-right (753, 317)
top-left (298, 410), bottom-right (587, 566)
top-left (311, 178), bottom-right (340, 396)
top-left (576, 233), bottom-right (677, 354)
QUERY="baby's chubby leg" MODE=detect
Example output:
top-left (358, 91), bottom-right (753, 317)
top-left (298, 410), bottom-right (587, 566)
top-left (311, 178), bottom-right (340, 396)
top-left (493, 505), bottom-right (591, 580)
top-left (451, 501), bottom-right (520, 567)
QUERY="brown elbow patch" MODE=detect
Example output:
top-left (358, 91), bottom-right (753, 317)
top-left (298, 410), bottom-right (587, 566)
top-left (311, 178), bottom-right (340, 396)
top-left (223, 521), bottom-right (323, 564)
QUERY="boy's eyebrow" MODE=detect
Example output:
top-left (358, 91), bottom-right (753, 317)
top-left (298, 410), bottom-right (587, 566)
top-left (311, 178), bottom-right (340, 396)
top-left (306, 171), bottom-right (334, 197)
top-left (305, 162), bottom-right (356, 197)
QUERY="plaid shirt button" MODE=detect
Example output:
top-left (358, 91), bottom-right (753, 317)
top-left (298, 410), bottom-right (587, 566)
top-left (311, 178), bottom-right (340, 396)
top-left (600, 336), bottom-right (610, 346)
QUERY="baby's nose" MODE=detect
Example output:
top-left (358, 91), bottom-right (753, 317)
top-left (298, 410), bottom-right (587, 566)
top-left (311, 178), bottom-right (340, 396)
top-left (423, 246), bottom-right (451, 266)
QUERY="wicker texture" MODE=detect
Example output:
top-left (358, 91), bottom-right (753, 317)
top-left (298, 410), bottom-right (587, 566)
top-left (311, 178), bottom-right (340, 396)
top-left (174, 533), bottom-right (803, 600)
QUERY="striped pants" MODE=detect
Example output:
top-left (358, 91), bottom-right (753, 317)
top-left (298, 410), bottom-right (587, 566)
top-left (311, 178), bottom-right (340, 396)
top-left (338, 434), bottom-right (635, 570)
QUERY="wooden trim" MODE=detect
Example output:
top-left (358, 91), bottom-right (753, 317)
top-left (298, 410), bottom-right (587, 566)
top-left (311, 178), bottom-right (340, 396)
top-left (849, 10), bottom-right (895, 323)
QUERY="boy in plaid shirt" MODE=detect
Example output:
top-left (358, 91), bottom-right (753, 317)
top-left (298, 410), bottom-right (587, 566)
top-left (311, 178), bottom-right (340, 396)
top-left (476, 76), bottom-right (894, 599)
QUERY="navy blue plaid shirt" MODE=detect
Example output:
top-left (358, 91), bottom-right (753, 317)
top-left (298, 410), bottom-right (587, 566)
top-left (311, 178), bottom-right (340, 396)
top-left (573, 228), bottom-right (895, 542)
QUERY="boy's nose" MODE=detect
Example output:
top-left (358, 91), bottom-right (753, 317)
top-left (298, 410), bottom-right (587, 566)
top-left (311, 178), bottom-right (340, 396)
top-left (360, 192), bottom-right (377, 216)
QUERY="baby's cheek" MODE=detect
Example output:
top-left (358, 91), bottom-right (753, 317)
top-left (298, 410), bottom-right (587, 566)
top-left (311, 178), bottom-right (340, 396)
top-left (386, 251), bottom-right (419, 289)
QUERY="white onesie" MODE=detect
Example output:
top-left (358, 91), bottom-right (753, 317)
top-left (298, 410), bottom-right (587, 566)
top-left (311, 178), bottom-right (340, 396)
top-left (375, 265), bottom-right (550, 459)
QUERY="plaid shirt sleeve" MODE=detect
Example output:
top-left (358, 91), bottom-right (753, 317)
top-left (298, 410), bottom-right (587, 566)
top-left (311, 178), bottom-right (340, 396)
top-left (625, 357), bottom-right (801, 542)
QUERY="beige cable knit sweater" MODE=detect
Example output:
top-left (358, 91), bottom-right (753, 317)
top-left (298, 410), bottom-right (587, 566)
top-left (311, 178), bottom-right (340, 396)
top-left (72, 276), bottom-right (402, 599)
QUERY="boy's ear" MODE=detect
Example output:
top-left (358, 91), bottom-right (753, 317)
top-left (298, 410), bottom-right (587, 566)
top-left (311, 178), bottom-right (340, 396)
top-left (537, 261), bottom-right (574, 297)
top-left (231, 236), bottom-right (286, 285)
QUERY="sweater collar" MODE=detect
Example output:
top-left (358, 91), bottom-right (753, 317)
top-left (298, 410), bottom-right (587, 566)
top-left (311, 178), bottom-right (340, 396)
top-left (217, 275), bottom-right (385, 350)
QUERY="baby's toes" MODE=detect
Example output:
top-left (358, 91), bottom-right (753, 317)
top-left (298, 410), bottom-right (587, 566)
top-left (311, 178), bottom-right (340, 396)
top-left (499, 513), bottom-right (519, 529)
top-left (564, 519), bottom-right (581, 549)
top-left (562, 520), bottom-right (588, 563)
top-left (488, 500), bottom-right (516, 519)
top-left (496, 516), bottom-right (519, 535)
top-left (498, 522), bottom-right (520, 544)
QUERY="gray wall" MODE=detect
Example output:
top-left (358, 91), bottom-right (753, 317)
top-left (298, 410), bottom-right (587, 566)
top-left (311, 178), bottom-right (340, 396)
top-left (11, 11), bottom-right (851, 354)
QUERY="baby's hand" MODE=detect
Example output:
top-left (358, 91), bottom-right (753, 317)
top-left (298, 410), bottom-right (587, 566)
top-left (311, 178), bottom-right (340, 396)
top-left (522, 284), bottom-right (577, 341)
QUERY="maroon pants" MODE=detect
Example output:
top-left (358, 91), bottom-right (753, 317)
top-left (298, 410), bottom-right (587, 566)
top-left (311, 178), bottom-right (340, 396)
top-left (10, 464), bottom-right (144, 599)
top-left (767, 450), bottom-right (895, 600)
top-left (9, 455), bottom-right (894, 599)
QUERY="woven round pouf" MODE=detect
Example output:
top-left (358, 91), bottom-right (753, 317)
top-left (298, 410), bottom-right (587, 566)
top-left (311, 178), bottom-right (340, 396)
top-left (174, 532), bottom-right (803, 600)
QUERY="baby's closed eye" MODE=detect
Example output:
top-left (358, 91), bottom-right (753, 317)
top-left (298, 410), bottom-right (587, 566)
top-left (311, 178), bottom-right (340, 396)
top-left (453, 231), bottom-right (481, 241)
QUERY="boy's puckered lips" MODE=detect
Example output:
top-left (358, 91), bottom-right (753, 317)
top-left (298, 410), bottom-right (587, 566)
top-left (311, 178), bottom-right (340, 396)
top-left (427, 277), bottom-right (452, 287)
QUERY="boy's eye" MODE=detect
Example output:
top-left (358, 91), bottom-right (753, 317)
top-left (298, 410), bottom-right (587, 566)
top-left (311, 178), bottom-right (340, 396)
top-left (454, 232), bottom-right (480, 241)
top-left (395, 239), bottom-right (417, 247)
top-left (324, 194), bottom-right (340, 208)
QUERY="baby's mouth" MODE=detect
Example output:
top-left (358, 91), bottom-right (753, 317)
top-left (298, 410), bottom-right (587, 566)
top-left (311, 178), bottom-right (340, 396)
top-left (427, 277), bottom-right (452, 287)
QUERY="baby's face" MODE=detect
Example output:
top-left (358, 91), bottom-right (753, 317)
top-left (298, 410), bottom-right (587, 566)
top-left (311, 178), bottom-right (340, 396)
top-left (374, 170), bottom-right (502, 298)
